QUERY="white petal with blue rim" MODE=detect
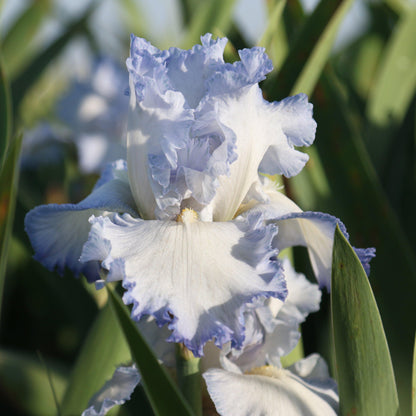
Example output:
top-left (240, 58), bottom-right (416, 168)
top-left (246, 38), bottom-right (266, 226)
top-left (25, 164), bottom-right (137, 282)
top-left (80, 212), bottom-right (287, 356)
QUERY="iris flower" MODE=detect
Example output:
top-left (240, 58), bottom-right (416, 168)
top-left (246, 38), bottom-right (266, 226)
top-left (25, 34), bottom-right (372, 357)
top-left (202, 259), bottom-right (338, 416)
top-left (204, 354), bottom-right (338, 416)
top-left (81, 258), bottom-right (333, 416)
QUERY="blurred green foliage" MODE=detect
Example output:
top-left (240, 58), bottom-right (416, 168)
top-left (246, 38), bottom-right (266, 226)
top-left (0, 0), bottom-right (415, 415)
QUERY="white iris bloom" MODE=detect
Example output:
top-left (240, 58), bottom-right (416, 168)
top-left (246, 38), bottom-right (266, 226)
top-left (81, 259), bottom-right (334, 416)
top-left (203, 260), bottom-right (338, 416)
top-left (25, 34), bottom-right (372, 357)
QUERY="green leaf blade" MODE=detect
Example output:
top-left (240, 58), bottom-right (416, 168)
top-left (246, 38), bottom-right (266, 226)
top-left (0, 349), bottom-right (68, 416)
top-left (0, 135), bottom-right (22, 322)
top-left (331, 225), bottom-right (400, 416)
top-left (304, 70), bottom-right (416, 414)
top-left (60, 302), bottom-right (131, 416)
top-left (1, 0), bottom-right (52, 76)
top-left (258, 0), bottom-right (287, 68)
top-left (265, 0), bottom-right (347, 99)
top-left (367, 7), bottom-right (416, 128)
top-left (181, 0), bottom-right (237, 49)
top-left (10, 3), bottom-right (96, 113)
top-left (107, 288), bottom-right (195, 416)
top-left (364, 7), bottom-right (416, 172)
top-left (290, 0), bottom-right (355, 96)
top-left (0, 55), bottom-right (12, 168)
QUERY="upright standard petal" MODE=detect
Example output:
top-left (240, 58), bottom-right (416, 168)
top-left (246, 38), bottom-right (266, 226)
top-left (80, 212), bottom-right (287, 356)
top-left (203, 362), bottom-right (338, 416)
top-left (126, 35), bottom-right (316, 222)
top-left (126, 35), bottom-right (236, 220)
top-left (203, 54), bottom-right (316, 220)
top-left (25, 161), bottom-right (137, 282)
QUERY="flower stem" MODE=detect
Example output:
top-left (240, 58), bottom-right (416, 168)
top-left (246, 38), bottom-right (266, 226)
top-left (176, 344), bottom-right (202, 416)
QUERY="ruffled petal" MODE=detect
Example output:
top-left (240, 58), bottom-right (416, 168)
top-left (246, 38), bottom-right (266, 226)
top-left (289, 353), bottom-right (332, 380)
top-left (126, 73), bottom-right (193, 219)
top-left (165, 33), bottom-right (228, 108)
top-left (126, 35), bottom-right (316, 222)
top-left (93, 159), bottom-right (129, 189)
top-left (220, 258), bottom-right (321, 372)
top-left (354, 247), bottom-right (376, 275)
top-left (205, 86), bottom-right (316, 221)
top-left (221, 311), bottom-right (300, 373)
top-left (287, 354), bottom-right (339, 410)
top-left (80, 212), bottom-right (287, 356)
top-left (136, 316), bottom-right (176, 367)
top-left (126, 35), bottom-right (238, 220)
top-left (278, 258), bottom-right (321, 322)
top-left (259, 94), bottom-right (317, 176)
top-left (206, 47), bottom-right (273, 96)
top-left (82, 365), bottom-right (140, 416)
top-left (203, 365), bottom-right (338, 416)
top-left (25, 163), bottom-right (137, 282)
top-left (244, 181), bottom-right (375, 289)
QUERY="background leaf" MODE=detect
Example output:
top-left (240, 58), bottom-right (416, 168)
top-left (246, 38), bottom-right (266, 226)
top-left (0, 54), bottom-right (11, 169)
top-left (290, 0), bottom-right (354, 96)
top-left (10, 3), bottom-right (96, 114)
top-left (293, 69), bottom-right (416, 414)
top-left (331, 225), bottom-right (400, 416)
top-left (107, 289), bottom-right (195, 416)
top-left (265, 0), bottom-right (348, 98)
top-left (181, 0), bottom-right (237, 49)
top-left (0, 349), bottom-right (68, 416)
top-left (0, 134), bottom-right (22, 322)
top-left (258, 0), bottom-right (287, 68)
top-left (60, 302), bottom-right (131, 416)
top-left (366, 6), bottom-right (416, 170)
top-left (1, 0), bottom-right (52, 76)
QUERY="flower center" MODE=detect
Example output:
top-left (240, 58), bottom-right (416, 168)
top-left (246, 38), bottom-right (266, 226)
top-left (176, 208), bottom-right (199, 223)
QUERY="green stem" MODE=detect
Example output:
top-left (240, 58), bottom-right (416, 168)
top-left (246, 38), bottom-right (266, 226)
top-left (176, 344), bottom-right (202, 416)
